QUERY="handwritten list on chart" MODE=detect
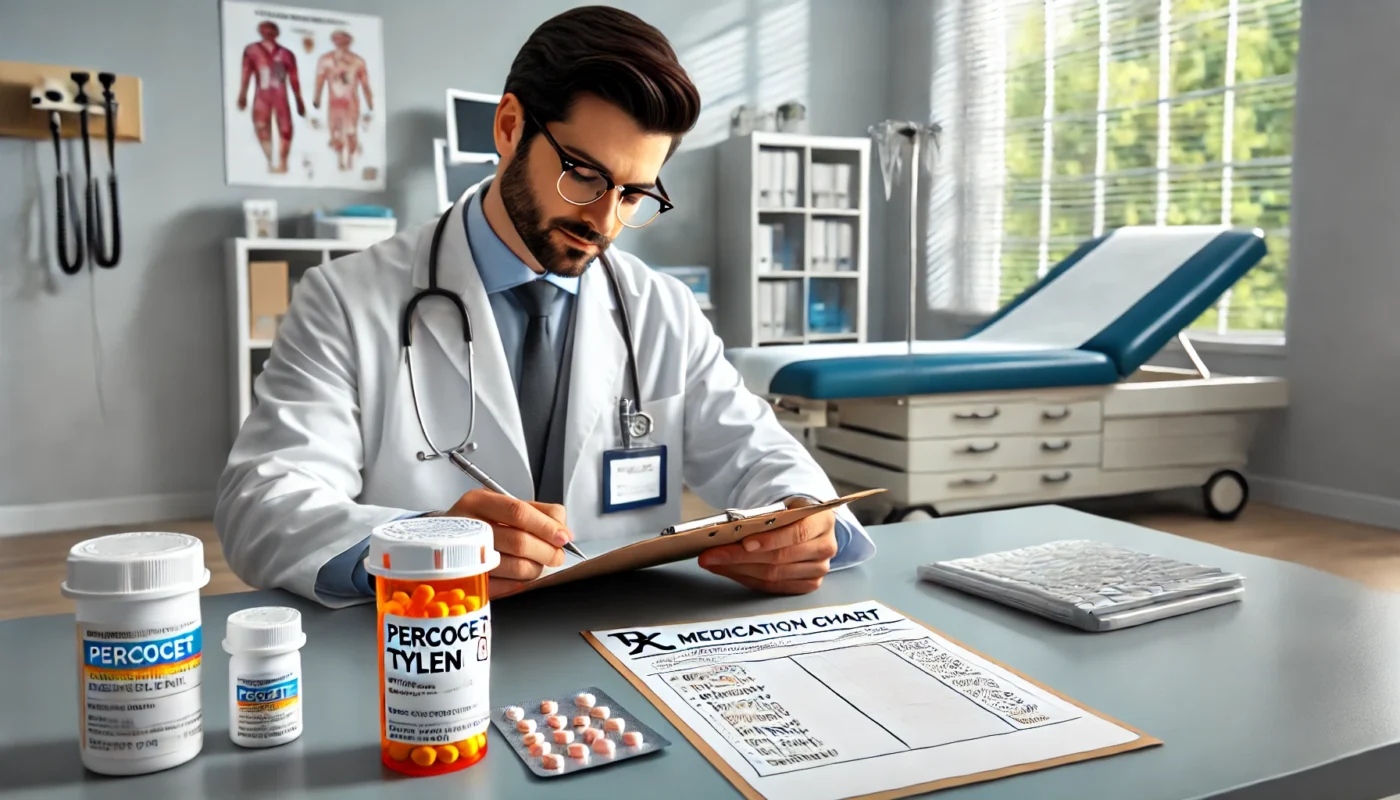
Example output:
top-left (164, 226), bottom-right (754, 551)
top-left (591, 601), bottom-right (1150, 800)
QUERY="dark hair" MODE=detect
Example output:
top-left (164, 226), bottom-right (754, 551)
top-left (504, 6), bottom-right (701, 156)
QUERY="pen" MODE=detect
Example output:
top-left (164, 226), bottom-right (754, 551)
top-left (447, 450), bottom-right (588, 560)
top-left (661, 501), bottom-right (788, 536)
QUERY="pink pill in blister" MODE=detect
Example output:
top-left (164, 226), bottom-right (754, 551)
top-left (590, 706), bottom-right (610, 720)
top-left (574, 692), bottom-right (596, 708)
top-left (583, 727), bottom-right (604, 744)
top-left (573, 715), bottom-right (590, 728)
top-left (540, 699), bottom-right (558, 714)
top-left (522, 731), bottom-right (544, 746)
top-left (592, 737), bottom-right (616, 756)
top-left (605, 717), bottom-right (625, 733)
top-left (553, 729), bottom-right (574, 744)
top-left (622, 731), bottom-right (644, 747)
top-left (516, 719), bottom-right (536, 734)
top-left (546, 715), bottom-right (567, 729)
top-left (530, 742), bottom-right (551, 757)
top-left (568, 742), bottom-right (589, 760)
top-left (504, 706), bottom-right (524, 721)
top-left (542, 753), bottom-right (565, 771)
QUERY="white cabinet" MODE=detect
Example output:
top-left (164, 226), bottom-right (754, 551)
top-left (716, 131), bottom-right (871, 348)
top-left (224, 238), bottom-right (365, 441)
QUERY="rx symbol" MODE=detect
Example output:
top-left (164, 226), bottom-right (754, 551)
top-left (607, 630), bottom-right (675, 656)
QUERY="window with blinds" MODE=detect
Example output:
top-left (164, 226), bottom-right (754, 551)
top-left (929, 0), bottom-right (1299, 334)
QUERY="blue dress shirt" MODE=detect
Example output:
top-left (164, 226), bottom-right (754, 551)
top-left (314, 186), bottom-right (855, 601)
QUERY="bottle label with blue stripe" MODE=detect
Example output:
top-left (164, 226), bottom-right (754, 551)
top-left (79, 618), bottom-right (204, 758)
top-left (235, 673), bottom-right (302, 741)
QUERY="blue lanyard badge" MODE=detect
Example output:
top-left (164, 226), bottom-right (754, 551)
top-left (602, 399), bottom-right (666, 513)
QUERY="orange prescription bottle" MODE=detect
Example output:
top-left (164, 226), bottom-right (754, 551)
top-left (364, 517), bottom-right (499, 777)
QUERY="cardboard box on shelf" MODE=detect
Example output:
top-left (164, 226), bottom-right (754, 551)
top-left (249, 261), bottom-right (289, 340)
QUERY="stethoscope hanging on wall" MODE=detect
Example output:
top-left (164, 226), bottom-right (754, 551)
top-left (46, 71), bottom-right (122, 274)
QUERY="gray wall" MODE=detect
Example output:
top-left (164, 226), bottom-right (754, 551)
top-left (0, 0), bottom-right (891, 516)
top-left (1261, 0), bottom-right (1400, 519)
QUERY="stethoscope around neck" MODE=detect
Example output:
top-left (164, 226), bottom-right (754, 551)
top-left (402, 206), bottom-right (652, 470)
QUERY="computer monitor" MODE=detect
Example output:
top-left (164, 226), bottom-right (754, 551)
top-left (434, 138), bottom-right (497, 211)
top-left (446, 89), bottom-right (501, 164)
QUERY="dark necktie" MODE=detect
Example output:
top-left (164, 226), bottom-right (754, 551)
top-left (512, 280), bottom-right (561, 490)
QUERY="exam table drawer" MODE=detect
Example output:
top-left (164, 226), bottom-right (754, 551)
top-left (815, 427), bottom-right (1100, 472)
top-left (814, 448), bottom-right (1101, 506)
top-left (835, 398), bottom-right (1102, 439)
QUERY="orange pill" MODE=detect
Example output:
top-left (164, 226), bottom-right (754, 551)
top-left (464, 736), bottom-right (480, 757)
top-left (383, 600), bottom-right (405, 617)
top-left (427, 601), bottom-right (450, 618)
top-left (445, 588), bottom-right (466, 604)
top-left (411, 746), bottom-right (437, 767)
top-left (449, 604), bottom-right (467, 616)
top-left (437, 744), bottom-right (460, 764)
top-left (410, 584), bottom-right (435, 605)
top-left (391, 590), bottom-right (411, 606)
top-left (387, 742), bottom-right (412, 761)
top-left (465, 596), bottom-right (482, 612)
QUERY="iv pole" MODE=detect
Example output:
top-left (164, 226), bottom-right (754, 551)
top-left (869, 120), bottom-right (941, 353)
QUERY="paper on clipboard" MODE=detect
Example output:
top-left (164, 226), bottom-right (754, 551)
top-left (583, 600), bottom-right (1160, 800)
top-left (496, 489), bottom-right (884, 597)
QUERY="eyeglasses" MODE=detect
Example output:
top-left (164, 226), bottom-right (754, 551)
top-left (527, 110), bottom-right (674, 228)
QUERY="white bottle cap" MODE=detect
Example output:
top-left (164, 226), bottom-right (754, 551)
top-left (363, 516), bottom-right (500, 580)
top-left (61, 531), bottom-right (211, 600)
top-left (223, 606), bottom-right (307, 655)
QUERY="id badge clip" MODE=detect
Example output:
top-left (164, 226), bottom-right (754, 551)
top-left (602, 398), bottom-right (666, 513)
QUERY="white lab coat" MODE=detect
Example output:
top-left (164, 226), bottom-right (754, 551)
top-left (215, 180), bottom-right (874, 607)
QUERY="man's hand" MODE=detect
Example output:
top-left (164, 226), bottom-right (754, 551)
top-left (439, 489), bottom-right (573, 597)
top-left (698, 497), bottom-right (837, 594)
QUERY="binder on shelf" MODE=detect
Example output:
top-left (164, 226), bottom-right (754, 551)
top-left (756, 224), bottom-right (774, 273)
top-left (837, 221), bottom-right (854, 271)
top-left (811, 163), bottom-right (829, 208)
top-left (834, 163), bottom-right (852, 208)
top-left (823, 218), bottom-right (834, 271)
top-left (783, 150), bottom-right (799, 207)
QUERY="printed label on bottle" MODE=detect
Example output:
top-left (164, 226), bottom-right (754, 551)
top-left (235, 672), bottom-right (302, 742)
top-left (382, 604), bottom-right (491, 744)
top-left (79, 619), bottom-right (203, 758)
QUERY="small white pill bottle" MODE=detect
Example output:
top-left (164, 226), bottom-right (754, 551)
top-left (222, 606), bottom-right (307, 748)
top-left (60, 531), bottom-right (211, 776)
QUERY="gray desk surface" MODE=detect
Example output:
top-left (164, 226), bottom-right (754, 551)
top-left (5, 505), bottom-right (1400, 800)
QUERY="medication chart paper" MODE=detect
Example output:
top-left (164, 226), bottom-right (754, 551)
top-left (586, 601), bottom-right (1158, 800)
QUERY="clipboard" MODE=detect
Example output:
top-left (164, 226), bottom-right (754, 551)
top-left (581, 600), bottom-right (1162, 800)
top-left (496, 488), bottom-right (884, 597)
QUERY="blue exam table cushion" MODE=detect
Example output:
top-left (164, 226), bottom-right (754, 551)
top-left (768, 349), bottom-right (1119, 400)
top-left (967, 227), bottom-right (1266, 377)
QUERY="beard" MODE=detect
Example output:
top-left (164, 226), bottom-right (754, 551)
top-left (497, 146), bottom-right (612, 278)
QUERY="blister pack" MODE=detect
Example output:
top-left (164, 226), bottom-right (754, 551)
top-left (491, 686), bottom-right (670, 776)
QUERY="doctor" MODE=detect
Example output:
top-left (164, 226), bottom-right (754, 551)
top-left (215, 6), bottom-right (874, 608)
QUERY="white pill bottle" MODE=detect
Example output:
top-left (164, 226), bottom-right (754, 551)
top-left (60, 532), bottom-right (211, 776)
top-left (222, 606), bottom-right (306, 748)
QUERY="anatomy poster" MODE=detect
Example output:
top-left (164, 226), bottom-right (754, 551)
top-left (220, 1), bottom-right (386, 189)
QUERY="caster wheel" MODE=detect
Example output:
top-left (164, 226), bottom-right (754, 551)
top-left (1203, 470), bottom-right (1248, 520)
top-left (883, 505), bottom-right (940, 524)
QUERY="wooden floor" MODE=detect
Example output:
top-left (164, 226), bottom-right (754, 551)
top-left (3, 490), bottom-right (1398, 622)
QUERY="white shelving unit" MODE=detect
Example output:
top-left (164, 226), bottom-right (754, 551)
top-left (225, 237), bottom-right (366, 441)
top-left (716, 131), bottom-right (871, 348)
